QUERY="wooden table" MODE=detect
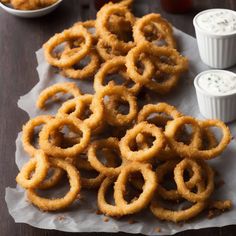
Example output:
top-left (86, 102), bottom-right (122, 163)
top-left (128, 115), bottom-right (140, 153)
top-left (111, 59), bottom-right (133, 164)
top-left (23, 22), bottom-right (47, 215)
top-left (0, 0), bottom-right (236, 235)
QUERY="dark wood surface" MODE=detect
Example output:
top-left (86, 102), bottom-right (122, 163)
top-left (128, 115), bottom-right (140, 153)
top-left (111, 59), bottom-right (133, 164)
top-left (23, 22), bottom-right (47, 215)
top-left (0, 0), bottom-right (236, 235)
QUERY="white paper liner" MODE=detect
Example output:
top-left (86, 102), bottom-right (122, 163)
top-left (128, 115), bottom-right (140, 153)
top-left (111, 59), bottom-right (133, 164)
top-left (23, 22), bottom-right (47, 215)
top-left (5, 28), bottom-right (236, 235)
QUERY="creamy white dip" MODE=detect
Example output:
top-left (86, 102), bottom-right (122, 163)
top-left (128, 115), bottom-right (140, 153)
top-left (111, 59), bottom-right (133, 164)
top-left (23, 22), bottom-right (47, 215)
top-left (196, 9), bottom-right (236, 35)
top-left (198, 71), bottom-right (236, 95)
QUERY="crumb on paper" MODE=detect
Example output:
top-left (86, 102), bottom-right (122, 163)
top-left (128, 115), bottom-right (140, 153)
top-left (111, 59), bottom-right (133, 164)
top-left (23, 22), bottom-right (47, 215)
top-left (103, 216), bottom-right (109, 222)
top-left (177, 222), bottom-right (184, 227)
top-left (128, 219), bottom-right (138, 224)
top-left (96, 209), bottom-right (102, 215)
top-left (56, 215), bottom-right (66, 222)
top-left (208, 200), bottom-right (232, 211)
top-left (154, 227), bottom-right (162, 233)
top-left (207, 210), bottom-right (221, 219)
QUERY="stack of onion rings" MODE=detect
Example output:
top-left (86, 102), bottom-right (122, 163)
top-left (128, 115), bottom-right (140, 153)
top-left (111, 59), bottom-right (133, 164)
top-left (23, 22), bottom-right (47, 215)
top-left (41, 1), bottom-right (188, 96)
top-left (15, 0), bottom-right (232, 224)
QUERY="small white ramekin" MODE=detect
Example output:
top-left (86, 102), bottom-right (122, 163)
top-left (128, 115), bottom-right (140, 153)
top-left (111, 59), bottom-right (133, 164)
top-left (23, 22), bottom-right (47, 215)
top-left (193, 9), bottom-right (236, 69)
top-left (194, 70), bottom-right (236, 123)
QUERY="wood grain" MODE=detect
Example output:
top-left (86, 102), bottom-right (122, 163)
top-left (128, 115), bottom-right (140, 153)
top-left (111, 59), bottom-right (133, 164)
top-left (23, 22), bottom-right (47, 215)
top-left (0, 0), bottom-right (235, 235)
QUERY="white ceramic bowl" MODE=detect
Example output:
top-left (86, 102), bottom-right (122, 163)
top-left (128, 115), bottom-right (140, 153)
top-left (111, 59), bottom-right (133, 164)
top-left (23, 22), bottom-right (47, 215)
top-left (193, 9), bottom-right (236, 69)
top-left (194, 70), bottom-right (236, 123)
top-left (0, 0), bottom-right (63, 18)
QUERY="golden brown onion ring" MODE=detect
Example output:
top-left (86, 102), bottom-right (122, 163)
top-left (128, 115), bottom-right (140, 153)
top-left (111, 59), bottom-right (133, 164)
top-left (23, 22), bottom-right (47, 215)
top-left (43, 25), bottom-right (92, 68)
top-left (174, 159), bottom-right (214, 202)
top-left (165, 118), bottom-right (231, 160)
top-left (36, 82), bottom-right (81, 109)
top-left (94, 56), bottom-right (142, 95)
top-left (27, 157), bottom-right (81, 211)
top-left (22, 115), bottom-right (54, 157)
top-left (114, 162), bottom-right (157, 215)
top-left (150, 196), bottom-right (206, 223)
top-left (164, 116), bottom-right (203, 158)
top-left (120, 121), bottom-right (166, 162)
top-left (126, 41), bottom-right (188, 84)
top-left (57, 94), bottom-right (104, 131)
top-left (39, 116), bottom-right (90, 158)
top-left (61, 49), bottom-right (100, 80)
top-left (92, 85), bottom-right (137, 127)
top-left (96, 3), bottom-right (135, 52)
top-left (133, 13), bottom-right (176, 48)
top-left (16, 151), bottom-right (50, 189)
top-left (88, 138), bottom-right (125, 177)
top-left (156, 159), bottom-right (202, 201)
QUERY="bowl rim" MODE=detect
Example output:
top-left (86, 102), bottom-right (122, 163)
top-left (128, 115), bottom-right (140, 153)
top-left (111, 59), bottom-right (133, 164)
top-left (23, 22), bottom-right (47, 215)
top-left (194, 69), bottom-right (236, 98)
top-left (0, 0), bottom-right (62, 14)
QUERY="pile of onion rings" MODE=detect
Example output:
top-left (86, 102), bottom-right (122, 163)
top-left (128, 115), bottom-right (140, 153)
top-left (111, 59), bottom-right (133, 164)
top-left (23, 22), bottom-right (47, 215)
top-left (42, 1), bottom-right (188, 96)
top-left (16, 1), bottom-right (232, 224)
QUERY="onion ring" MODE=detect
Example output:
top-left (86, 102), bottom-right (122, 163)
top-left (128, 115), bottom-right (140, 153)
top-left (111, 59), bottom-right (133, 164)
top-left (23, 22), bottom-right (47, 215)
top-left (94, 56), bottom-right (142, 95)
top-left (88, 138), bottom-right (125, 177)
top-left (165, 117), bottom-right (231, 159)
top-left (97, 177), bottom-right (122, 216)
top-left (43, 25), bottom-right (92, 68)
top-left (201, 127), bottom-right (218, 150)
top-left (36, 82), bottom-right (81, 109)
top-left (75, 155), bottom-right (105, 189)
top-left (120, 121), bottom-right (166, 162)
top-left (27, 157), bottom-right (81, 211)
top-left (22, 115), bottom-right (54, 157)
top-left (72, 20), bottom-right (97, 42)
top-left (96, 39), bottom-right (128, 61)
top-left (145, 67), bottom-right (180, 94)
top-left (16, 151), bottom-right (49, 189)
top-left (137, 103), bottom-right (182, 161)
top-left (57, 94), bottom-right (104, 130)
top-left (126, 41), bottom-right (188, 84)
top-left (61, 49), bottom-right (100, 80)
top-left (156, 159), bottom-right (202, 201)
top-left (96, 3), bottom-right (135, 52)
top-left (39, 116), bottom-right (91, 158)
top-left (133, 13), bottom-right (176, 48)
top-left (22, 119), bottom-right (65, 189)
top-left (194, 120), bottom-right (231, 159)
top-left (174, 159), bottom-right (214, 202)
top-left (92, 85), bottom-right (137, 127)
top-left (137, 103), bottom-right (182, 127)
top-left (150, 197), bottom-right (206, 223)
top-left (37, 166), bottom-right (64, 190)
top-left (165, 116), bottom-right (203, 158)
top-left (114, 162), bottom-right (157, 215)
top-left (76, 148), bottom-right (119, 189)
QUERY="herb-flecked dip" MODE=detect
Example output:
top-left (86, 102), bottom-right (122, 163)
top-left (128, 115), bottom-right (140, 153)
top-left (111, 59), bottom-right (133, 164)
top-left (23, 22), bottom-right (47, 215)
top-left (198, 71), bottom-right (236, 95)
top-left (196, 9), bottom-right (236, 35)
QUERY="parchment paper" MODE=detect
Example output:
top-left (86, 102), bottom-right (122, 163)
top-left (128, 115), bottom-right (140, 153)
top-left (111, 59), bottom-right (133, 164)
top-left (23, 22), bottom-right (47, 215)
top-left (5, 28), bottom-right (236, 235)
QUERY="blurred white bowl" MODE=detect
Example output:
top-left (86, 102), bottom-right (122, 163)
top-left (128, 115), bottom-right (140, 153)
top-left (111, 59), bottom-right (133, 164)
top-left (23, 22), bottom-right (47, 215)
top-left (0, 0), bottom-right (63, 18)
